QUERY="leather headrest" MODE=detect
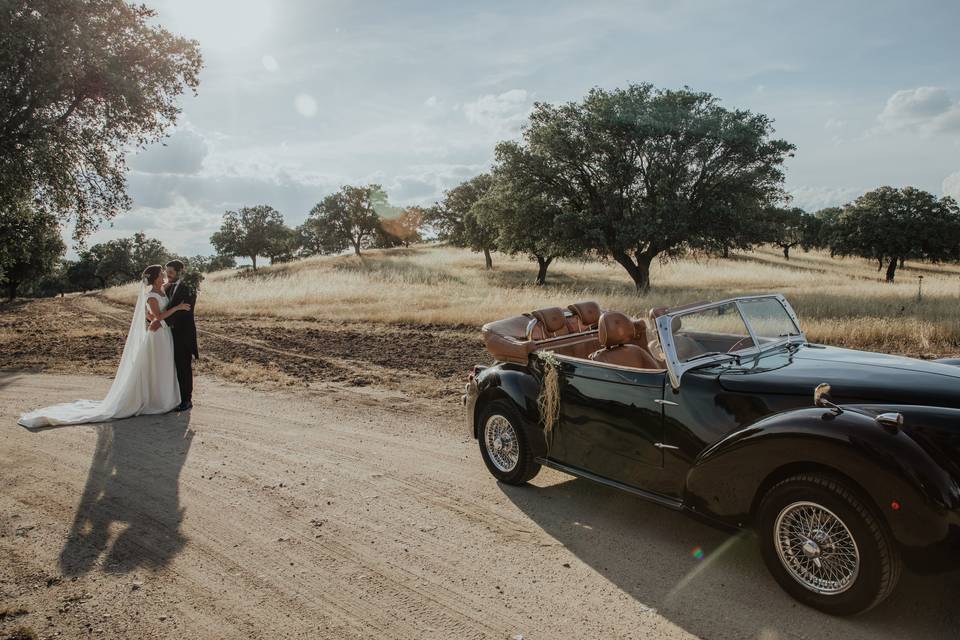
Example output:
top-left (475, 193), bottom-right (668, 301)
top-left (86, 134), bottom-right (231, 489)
top-left (531, 307), bottom-right (568, 334)
top-left (567, 301), bottom-right (601, 328)
top-left (633, 319), bottom-right (648, 342)
top-left (598, 311), bottom-right (635, 348)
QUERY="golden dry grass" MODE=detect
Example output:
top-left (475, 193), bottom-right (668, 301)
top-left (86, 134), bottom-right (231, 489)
top-left (102, 244), bottom-right (960, 356)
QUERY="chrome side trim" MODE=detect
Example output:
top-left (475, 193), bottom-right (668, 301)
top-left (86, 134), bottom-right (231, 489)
top-left (654, 399), bottom-right (678, 406)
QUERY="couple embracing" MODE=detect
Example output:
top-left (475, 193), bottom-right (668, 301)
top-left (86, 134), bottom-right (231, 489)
top-left (18, 260), bottom-right (198, 428)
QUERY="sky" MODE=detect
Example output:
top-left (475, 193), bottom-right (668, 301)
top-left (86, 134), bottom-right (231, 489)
top-left (79, 0), bottom-right (960, 257)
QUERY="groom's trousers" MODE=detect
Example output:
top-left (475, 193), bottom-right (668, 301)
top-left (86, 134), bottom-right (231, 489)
top-left (173, 336), bottom-right (193, 403)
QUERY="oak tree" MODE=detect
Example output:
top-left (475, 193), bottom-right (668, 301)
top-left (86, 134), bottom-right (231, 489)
top-left (496, 84), bottom-right (795, 290)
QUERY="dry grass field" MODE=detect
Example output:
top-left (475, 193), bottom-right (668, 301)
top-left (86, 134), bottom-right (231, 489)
top-left (102, 243), bottom-right (960, 357)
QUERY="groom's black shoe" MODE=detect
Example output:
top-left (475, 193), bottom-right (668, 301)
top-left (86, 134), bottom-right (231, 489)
top-left (174, 401), bottom-right (193, 412)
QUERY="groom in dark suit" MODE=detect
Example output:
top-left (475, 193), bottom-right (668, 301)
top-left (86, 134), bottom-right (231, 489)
top-left (161, 260), bottom-right (198, 411)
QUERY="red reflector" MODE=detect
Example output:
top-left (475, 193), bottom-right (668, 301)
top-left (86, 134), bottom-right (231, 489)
top-left (891, 501), bottom-right (901, 511)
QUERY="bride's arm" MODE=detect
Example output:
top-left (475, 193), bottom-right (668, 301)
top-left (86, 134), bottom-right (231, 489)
top-left (146, 298), bottom-right (191, 331)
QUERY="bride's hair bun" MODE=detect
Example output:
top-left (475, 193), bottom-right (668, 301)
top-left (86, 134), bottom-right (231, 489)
top-left (142, 264), bottom-right (163, 284)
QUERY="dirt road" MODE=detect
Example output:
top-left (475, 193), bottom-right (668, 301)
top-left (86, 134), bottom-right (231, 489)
top-left (2, 373), bottom-right (959, 639)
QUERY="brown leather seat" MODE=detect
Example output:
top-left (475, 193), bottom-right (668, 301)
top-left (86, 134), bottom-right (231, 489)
top-left (527, 307), bottom-right (572, 340)
top-left (567, 301), bottom-right (602, 332)
top-left (589, 312), bottom-right (660, 369)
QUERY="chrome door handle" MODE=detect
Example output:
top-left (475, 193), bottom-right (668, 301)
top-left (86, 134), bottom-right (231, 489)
top-left (654, 399), bottom-right (678, 406)
top-left (654, 442), bottom-right (680, 450)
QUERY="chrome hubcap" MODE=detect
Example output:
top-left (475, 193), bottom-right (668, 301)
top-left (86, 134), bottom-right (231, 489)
top-left (774, 501), bottom-right (860, 595)
top-left (484, 414), bottom-right (519, 472)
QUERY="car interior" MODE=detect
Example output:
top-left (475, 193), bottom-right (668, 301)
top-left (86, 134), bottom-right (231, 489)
top-left (481, 299), bottom-right (762, 371)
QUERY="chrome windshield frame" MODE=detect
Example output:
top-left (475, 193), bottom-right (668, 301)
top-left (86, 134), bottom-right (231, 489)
top-left (655, 294), bottom-right (805, 389)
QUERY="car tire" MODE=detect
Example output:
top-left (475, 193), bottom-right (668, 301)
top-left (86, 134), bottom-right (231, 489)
top-left (477, 398), bottom-right (541, 485)
top-left (757, 472), bottom-right (901, 616)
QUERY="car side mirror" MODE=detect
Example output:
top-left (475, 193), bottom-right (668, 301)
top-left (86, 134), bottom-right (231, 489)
top-left (814, 383), bottom-right (843, 415)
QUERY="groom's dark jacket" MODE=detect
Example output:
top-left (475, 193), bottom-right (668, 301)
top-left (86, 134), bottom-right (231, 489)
top-left (164, 280), bottom-right (199, 359)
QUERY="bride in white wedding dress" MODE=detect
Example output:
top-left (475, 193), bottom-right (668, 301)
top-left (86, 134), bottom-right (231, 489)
top-left (18, 265), bottom-right (192, 428)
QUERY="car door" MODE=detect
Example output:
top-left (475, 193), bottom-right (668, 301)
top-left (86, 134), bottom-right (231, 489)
top-left (548, 357), bottom-right (666, 490)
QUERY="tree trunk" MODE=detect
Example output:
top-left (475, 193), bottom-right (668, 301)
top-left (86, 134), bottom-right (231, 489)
top-left (877, 257), bottom-right (883, 272)
top-left (352, 239), bottom-right (362, 256)
top-left (535, 256), bottom-right (554, 285)
top-left (250, 255), bottom-right (258, 271)
top-left (782, 244), bottom-right (790, 260)
top-left (613, 251), bottom-right (653, 293)
top-left (899, 257), bottom-right (905, 269)
top-left (722, 245), bottom-right (730, 259)
top-left (885, 256), bottom-right (899, 282)
top-left (483, 247), bottom-right (493, 270)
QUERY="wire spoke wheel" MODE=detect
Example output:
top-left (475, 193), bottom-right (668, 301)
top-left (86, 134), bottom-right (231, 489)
top-left (774, 501), bottom-right (860, 595)
top-left (483, 414), bottom-right (519, 473)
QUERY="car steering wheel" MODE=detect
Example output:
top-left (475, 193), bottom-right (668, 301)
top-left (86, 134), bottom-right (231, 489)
top-left (727, 337), bottom-right (754, 353)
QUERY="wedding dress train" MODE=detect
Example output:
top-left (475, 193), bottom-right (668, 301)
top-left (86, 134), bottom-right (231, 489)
top-left (18, 287), bottom-right (181, 428)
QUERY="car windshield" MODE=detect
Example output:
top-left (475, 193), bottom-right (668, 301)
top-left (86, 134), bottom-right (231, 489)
top-left (738, 298), bottom-right (801, 345)
top-left (671, 302), bottom-right (755, 362)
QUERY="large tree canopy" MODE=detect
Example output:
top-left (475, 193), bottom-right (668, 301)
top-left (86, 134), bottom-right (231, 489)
top-left (211, 205), bottom-right (288, 271)
top-left (0, 201), bottom-right (65, 300)
top-left (826, 187), bottom-right (960, 282)
top-left (426, 174), bottom-right (497, 268)
top-left (762, 206), bottom-right (808, 260)
top-left (496, 84), bottom-right (795, 290)
top-left (306, 185), bottom-right (383, 257)
top-left (0, 0), bottom-right (202, 239)
top-left (475, 176), bottom-right (581, 285)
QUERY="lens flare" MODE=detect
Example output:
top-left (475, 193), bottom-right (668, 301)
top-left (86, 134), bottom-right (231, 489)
top-left (691, 545), bottom-right (704, 560)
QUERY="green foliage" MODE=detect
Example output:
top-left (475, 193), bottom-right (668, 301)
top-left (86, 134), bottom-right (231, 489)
top-left (298, 218), bottom-right (349, 256)
top-left (188, 253), bottom-right (236, 273)
top-left (0, 0), bottom-right (202, 240)
top-left (210, 205), bottom-right (288, 270)
top-left (761, 206), bottom-right (807, 259)
top-left (66, 231), bottom-right (177, 291)
top-left (825, 187), bottom-right (960, 282)
top-left (179, 269), bottom-right (204, 292)
top-left (801, 207), bottom-right (841, 251)
top-left (305, 185), bottom-right (383, 257)
top-left (496, 84), bottom-right (795, 290)
top-left (426, 174), bottom-right (497, 267)
top-left (265, 224), bottom-right (302, 263)
top-left (0, 201), bottom-right (66, 300)
top-left (473, 176), bottom-right (579, 284)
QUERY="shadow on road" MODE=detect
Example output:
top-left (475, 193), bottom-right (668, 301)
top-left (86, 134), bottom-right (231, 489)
top-left (54, 412), bottom-right (194, 576)
top-left (501, 476), bottom-right (960, 640)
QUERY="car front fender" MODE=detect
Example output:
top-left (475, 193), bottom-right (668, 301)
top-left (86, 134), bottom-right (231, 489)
top-left (685, 406), bottom-right (960, 551)
top-left (471, 363), bottom-right (547, 458)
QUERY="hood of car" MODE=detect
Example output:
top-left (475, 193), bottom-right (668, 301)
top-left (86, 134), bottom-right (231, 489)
top-left (717, 344), bottom-right (960, 409)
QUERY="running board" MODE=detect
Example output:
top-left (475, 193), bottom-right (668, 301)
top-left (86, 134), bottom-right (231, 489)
top-left (536, 458), bottom-right (684, 511)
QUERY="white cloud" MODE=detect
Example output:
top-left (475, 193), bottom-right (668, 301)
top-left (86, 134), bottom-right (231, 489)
top-left (788, 185), bottom-right (863, 211)
top-left (878, 87), bottom-right (960, 133)
top-left (91, 196), bottom-right (224, 256)
top-left (463, 89), bottom-right (531, 135)
top-left (944, 171), bottom-right (960, 200)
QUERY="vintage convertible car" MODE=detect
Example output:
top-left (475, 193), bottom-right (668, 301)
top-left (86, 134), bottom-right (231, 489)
top-left (463, 295), bottom-right (960, 615)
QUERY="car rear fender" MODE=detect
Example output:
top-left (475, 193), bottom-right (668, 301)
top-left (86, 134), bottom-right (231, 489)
top-left (685, 406), bottom-right (958, 549)
top-left (472, 364), bottom-right (547, 458)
